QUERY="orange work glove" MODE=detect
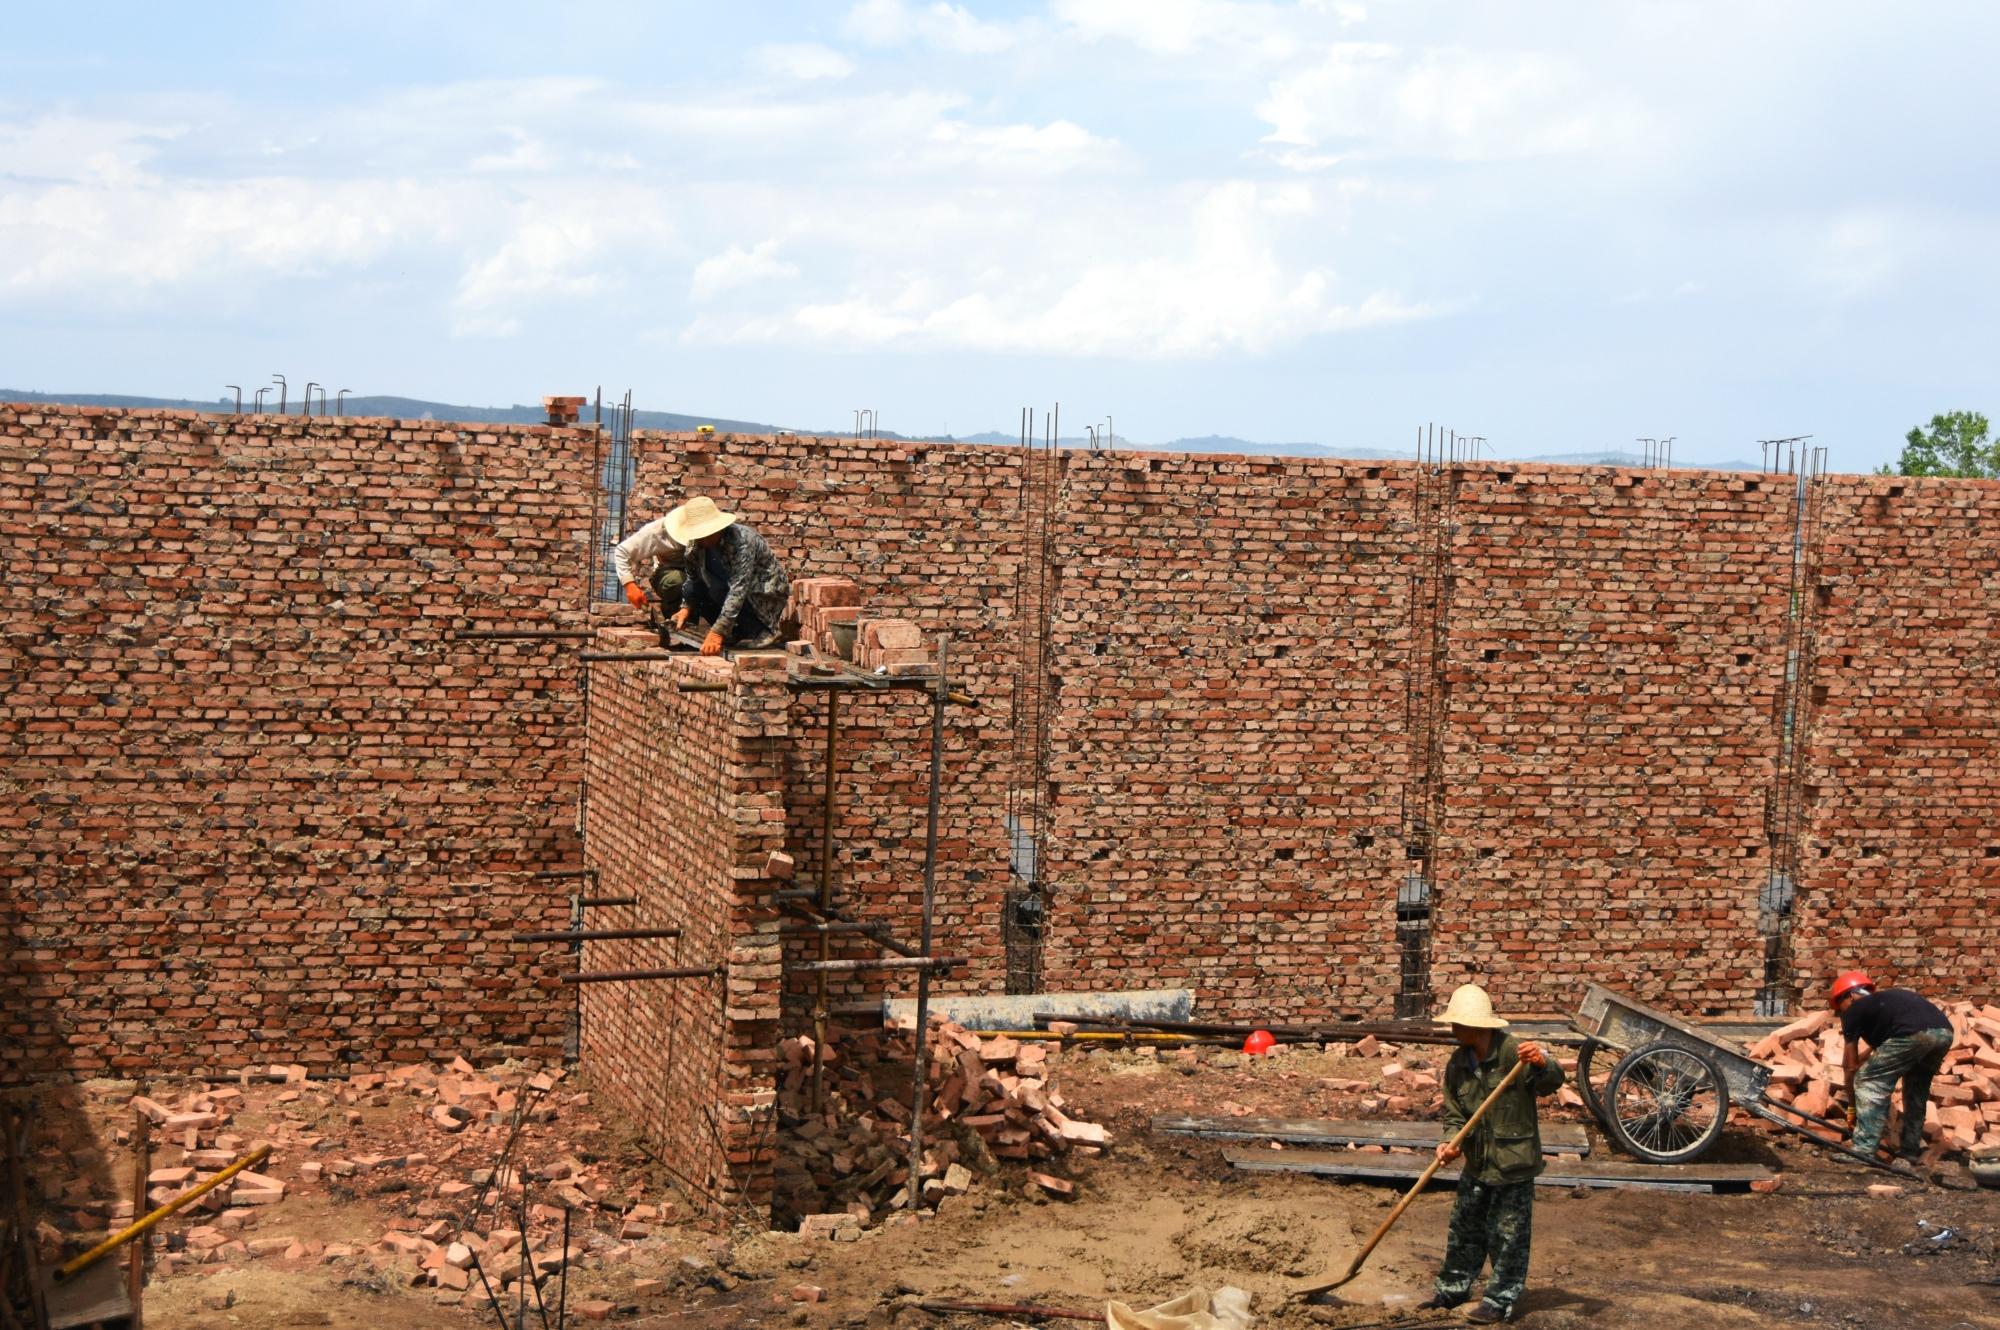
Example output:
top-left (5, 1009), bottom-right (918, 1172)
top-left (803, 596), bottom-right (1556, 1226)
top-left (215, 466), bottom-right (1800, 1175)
top-left (1517, 1041), bottom-right (1547, 1068)
top-left (700, 630), bottom-right (725, 657)
top-left (622, 581), bottom-right (647, 609)
top-left (671, 606), bottom-right (692, 629)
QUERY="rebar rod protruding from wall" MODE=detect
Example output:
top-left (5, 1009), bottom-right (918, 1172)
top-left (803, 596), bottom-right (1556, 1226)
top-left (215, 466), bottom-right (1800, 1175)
top-left (272, 374), bottom-right (286, 416)
top-left (907, 634), bottom-right (950, 1207)
top-left (226, 385), bottom-right (241, 414)
top-left (337, 389), bottom-right (350, 417)
top-left (1761, 442), bottom-right (1829, 1014)
top-left (810, 690), bottom-right (840, 1111)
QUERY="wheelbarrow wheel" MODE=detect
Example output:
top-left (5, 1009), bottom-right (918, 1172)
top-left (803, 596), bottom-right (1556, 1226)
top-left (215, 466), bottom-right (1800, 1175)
top-left (1574, 1038), bottom-right (1615, 1130)
top-left (1603, 1043), bottom-right (1729, 1164)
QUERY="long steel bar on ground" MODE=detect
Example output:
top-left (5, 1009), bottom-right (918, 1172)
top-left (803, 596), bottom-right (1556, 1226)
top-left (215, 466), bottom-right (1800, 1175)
top-left (578, 896), bottom-right (637, 907)
top-left (810, 690), bottom-right (841, 1112)
top-left (558, 966), bottom-right (721, 985)
top-left (793, 956), bottom-right (964, 975)
top-left (531, 870), bottom-right (596, 881)
top-left (907, 634), bottom-right (950, 1207)
top-left (510, 928), bottom-right (682, 943)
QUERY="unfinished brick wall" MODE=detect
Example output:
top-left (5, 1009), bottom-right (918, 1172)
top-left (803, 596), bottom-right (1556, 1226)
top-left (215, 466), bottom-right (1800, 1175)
top-left (577, 634), bottom-right (788, 1209)
top-left (1430, 467), bottom-right (1795, 1016)
top-left (1041, 452), bottom-right (1416, 1018)
top-left (633, 433), bottom-right (1023, 1014)
top-left (1792, 475), bottom-right (2000, 998)
top-left (0, 404), bottom-right (590, 1080)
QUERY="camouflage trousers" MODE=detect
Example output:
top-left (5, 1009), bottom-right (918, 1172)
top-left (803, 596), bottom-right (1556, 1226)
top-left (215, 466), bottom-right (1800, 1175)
top-left (1435, 1175), bottom-right (1534, 1314)
top-left (1853, 1027), bottom-right (1953, 1158)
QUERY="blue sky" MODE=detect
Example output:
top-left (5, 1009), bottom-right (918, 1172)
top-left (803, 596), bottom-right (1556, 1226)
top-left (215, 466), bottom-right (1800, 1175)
top-left (3, 1), bottom-right (1997, 469)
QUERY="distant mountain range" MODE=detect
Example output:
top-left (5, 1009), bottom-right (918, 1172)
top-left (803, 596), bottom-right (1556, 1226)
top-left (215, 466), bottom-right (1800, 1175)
top-left (3, 390), bottom-right (1762, 470)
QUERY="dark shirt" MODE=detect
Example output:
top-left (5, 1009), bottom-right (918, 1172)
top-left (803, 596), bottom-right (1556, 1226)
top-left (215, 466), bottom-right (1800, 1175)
top-left (1839, 987), bottom-right (1951, 1050)
top-left (679, 522), bottom-right (790, 636)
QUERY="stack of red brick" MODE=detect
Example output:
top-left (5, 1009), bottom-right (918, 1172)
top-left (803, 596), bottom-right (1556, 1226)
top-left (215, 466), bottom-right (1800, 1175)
top-left (789, 577), bottom-right (863, 655)
top-left (1751, 1000), bottom-right (2000, 1157)
top-left (775, 1017), bottom-right (1106, 1229)
top-left (852, 618), bottom-right (933, 674)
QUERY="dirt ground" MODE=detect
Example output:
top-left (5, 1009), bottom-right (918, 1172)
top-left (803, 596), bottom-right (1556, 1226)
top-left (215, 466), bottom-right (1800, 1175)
top-left (56, 1043), bottom-right (2000, 1329)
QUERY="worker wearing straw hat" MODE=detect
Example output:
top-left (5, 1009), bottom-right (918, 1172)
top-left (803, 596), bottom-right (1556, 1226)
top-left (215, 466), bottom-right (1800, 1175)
top-left (1421, 983), bottom-right (1564, 1324)
top-left (665, 496), bottom-right (791, 655)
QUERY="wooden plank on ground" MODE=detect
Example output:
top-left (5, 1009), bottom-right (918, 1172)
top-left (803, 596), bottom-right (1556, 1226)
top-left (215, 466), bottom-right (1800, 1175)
top-left (1224, 1148), bottom-right (1772, 1194)
top-left (44, 1257), bottom-right (136, 1329)
top-left (1154, 1115), bottom-right (1590, 1156)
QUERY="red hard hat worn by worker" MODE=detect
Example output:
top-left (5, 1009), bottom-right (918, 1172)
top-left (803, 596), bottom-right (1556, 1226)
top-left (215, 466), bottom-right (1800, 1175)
top-left (1829, 970), bottom-right (1872, 1006)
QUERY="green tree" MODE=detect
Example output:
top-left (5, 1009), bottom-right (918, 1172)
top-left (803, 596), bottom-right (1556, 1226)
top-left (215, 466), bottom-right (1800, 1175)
top-left (1880, 410), bottom-right (1997, 478)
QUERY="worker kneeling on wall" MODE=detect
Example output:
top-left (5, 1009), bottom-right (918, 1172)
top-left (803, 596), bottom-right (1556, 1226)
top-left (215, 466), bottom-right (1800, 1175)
top-left (1423, 984), bottom-right (1564, 1324)
top-left (665, 496), bottom-right (791, 655)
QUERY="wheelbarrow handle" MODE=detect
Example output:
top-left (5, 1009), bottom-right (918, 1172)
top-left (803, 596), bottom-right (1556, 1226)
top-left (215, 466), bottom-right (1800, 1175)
top-left (1296, 1060), bottom-right (1529, 1299)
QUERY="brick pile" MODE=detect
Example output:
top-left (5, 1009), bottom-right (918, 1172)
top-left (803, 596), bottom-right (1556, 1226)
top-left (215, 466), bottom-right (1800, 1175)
top-left (788, 576), bottom-right (863, 656)
top-left (774, 1018), bottom-right (1107, 1228)
top-left (579, 633), bottom-right (789, 1211)
top-left (1751, 1000), bottom-right (2000, 1157)
top-left (1791, 475), bottom-right (2000, 999)
top-left (1433, 467), bottom-right (1794, 1015)
top-left (22, 1060), bottom-right (698, 1313)
top-left (0, 404), bottom-right (591, 1080)
top-left (853, 618), bottom-right (933, 675)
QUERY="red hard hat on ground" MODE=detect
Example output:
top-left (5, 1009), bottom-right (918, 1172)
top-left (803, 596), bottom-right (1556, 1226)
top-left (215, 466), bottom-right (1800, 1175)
top-left (1243, 1029), bottom-right (1276, 1056)
top-left (1829, 970), bottom-right (1872, 1006)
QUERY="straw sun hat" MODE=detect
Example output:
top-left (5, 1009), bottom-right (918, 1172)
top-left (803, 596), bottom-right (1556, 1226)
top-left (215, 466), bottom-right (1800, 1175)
top-left (665, 496), bottom-right (739, 545)
top-left (1437, 983), bottom-right (1510, 1029)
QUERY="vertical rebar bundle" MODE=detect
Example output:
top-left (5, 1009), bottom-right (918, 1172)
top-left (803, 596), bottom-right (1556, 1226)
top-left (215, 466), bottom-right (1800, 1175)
top-left (1003, 405), bottom-right (1060, 993)
top-left (1760, 439), bottom-right (1828, 1014)
top-left (1397, 424), bottom-right (1463, 1018)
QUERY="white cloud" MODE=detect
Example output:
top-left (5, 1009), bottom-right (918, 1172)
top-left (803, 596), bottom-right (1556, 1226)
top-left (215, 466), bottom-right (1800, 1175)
top-left (0, 174), bottom-right (459, 298)
top-left (691, 240), bottom-right (799, 301)
top-left (687, 180), bottom-right (1435, 358)
top-left (1255, 42), bottom-right (1642, 163)
top-left (753, 43), bottom-right (856, 81)
top-left (1053, 0), bottom-right (1307, 61)
top-left (843, 0), bottom-right (1022, 54)
top-left (921, 118), bottom-right (1122, 173)
top-left (0, 113), bottom-right (183, 185)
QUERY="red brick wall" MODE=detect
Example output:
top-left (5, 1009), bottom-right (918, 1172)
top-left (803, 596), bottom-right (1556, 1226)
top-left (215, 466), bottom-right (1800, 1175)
top-left (638, 433), bottom-right (1023, 1014)
top-left (1792, 475), bottom-right (2000, 998)
top-left (1041, 452), bottom-right (1416, 1018)
top-left (578, 636), bottom-right (787, 1209)
top-left (1430, 467), bottom-right (1795, 1016)
top-left (1, 405), bottom-right (589, 1080)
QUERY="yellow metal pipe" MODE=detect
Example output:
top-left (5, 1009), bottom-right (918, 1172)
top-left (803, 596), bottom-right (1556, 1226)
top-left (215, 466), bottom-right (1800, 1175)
top-left (54, 1143), bottom-right (272, 1283)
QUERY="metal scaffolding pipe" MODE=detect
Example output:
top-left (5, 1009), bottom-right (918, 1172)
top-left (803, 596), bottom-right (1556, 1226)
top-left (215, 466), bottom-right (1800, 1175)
top-left (907, 634), bottom-right (949, 1206)
top-left (558, 966), bottom-right (720, 985)
top-left (511, 927), bottom-right (682, 943)
top-left (452, 629), bottom-right (598, 641)
top-left (791, 955), bottom-right (964, 975)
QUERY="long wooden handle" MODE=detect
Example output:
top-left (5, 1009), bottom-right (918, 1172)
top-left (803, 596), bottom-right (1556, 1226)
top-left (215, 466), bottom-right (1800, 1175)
top-left (1302, 1058), bottom-right (1530, 1296)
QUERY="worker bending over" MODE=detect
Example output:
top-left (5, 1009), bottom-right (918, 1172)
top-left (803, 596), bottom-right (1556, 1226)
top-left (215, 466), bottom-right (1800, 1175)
top-left (1831, 970), bottom-right (1954, 1164)
top-left (665, 496), bottom-right (791, 655)
top-left (612, 513), bottom-right (684, 611)
top-left (1423, 984), bottom-right (1565, 1325)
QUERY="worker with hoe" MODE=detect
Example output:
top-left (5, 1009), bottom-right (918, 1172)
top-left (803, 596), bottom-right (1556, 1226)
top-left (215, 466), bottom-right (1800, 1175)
top-left (1419, 984), bottom-right (1565, 1324)
top-left (612, 511), bottom-right (685, 616)
top-left (664, 495), bottom-right (791, 655)
top-left (1830, 970), bottom-right (1954, 1164)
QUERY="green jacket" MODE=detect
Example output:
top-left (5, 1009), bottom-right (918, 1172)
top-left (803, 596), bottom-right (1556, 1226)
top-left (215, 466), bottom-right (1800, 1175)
top-left (1441, 1032), bottom-right (1566, 1184)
